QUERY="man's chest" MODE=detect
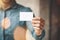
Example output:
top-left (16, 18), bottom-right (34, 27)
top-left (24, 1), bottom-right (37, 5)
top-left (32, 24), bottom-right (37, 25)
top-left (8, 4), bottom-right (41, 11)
top-left (0, 9), bottom-right (26, 33)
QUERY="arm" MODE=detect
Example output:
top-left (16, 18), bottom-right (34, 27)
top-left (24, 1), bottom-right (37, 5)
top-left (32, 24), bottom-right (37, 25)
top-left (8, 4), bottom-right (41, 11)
top-left (26, 21), bottom-right (45, 40)
top-left (20, 7), bottom-right (45, 40)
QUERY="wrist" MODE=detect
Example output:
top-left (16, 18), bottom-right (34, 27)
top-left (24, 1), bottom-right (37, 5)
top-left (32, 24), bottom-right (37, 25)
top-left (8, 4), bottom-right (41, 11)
top-left (35, 30), bottom-right (42, 36)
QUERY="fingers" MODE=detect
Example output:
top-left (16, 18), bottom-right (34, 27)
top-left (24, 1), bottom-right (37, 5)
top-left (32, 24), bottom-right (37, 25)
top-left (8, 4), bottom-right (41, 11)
top-left (32, 17), bottom-right (45, 30)
top-left (32, 21), bottom-right (40, 24)
top-left (32, 17), bottom-right (40, 21)
top-left (32, 23), bottom-right (44, 30)
top-left (32, 17), bottom-right (45, 24)
top-left (32, 23), bottom-right (40, 27)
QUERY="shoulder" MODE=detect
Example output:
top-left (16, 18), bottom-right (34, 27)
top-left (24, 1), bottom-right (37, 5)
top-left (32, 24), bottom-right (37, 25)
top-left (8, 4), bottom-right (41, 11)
top-left (15, 4), bottom-right (32, 12)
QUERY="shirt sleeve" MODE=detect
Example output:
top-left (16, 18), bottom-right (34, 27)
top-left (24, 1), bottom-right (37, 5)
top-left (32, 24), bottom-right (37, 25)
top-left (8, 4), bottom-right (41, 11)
top-left (19, 21), bottom-right (26, 27)
top-left (20, 7), bottom-right (45, 40)
top-left (26, 21), bottom-right (45, 40)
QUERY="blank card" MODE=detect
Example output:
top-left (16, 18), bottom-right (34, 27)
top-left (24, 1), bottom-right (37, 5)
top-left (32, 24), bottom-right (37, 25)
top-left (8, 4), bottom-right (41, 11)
top-left (19, 12), bottom-right (33, 21)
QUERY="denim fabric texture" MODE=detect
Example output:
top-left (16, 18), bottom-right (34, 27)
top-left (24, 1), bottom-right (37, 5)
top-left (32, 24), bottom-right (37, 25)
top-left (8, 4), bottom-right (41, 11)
top-left (0, 2), bottom-right (45, 40)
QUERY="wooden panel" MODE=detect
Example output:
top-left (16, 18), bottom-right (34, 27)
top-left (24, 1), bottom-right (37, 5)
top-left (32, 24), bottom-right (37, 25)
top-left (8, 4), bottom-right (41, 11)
top-left (56, 0), bottom-right (60, 5)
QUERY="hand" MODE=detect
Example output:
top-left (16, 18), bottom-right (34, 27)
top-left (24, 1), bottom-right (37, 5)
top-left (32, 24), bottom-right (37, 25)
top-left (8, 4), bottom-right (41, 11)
top-left (32, 17), bottom-right (45, 36)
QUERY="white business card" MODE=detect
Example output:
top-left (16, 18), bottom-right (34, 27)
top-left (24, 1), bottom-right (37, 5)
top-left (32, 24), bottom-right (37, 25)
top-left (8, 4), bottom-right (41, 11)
top-left (19, 12), bottom-right (33, 21)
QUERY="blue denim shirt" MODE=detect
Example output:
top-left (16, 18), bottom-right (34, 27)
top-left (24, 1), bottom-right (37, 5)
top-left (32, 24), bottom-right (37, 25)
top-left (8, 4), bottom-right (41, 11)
top-left (0, 3), bottom-right (45, 40)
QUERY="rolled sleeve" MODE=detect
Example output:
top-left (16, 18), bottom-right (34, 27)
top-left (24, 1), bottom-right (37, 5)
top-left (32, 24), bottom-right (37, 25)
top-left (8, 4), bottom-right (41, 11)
top-left (26, 21), bottom-right (45, 40)
top-left (32, 30), bottom-right (45, 40)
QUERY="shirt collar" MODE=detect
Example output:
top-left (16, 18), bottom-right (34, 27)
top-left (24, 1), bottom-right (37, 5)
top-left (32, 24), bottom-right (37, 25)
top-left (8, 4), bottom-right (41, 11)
top-left (0, 2), bottom-right (18, 11)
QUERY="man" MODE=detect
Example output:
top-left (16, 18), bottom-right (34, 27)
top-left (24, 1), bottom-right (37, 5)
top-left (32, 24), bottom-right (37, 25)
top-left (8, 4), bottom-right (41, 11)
top-left (0, 0), bottom-right (45, 40)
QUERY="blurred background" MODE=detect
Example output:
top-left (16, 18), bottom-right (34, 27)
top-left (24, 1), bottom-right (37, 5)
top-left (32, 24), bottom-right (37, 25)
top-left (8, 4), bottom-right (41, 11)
top-left (50, 0), bottom-right (60, 40)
